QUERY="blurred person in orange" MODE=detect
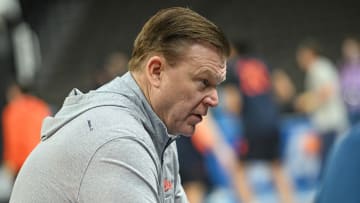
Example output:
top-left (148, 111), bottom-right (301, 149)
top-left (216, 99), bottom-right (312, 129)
top-left (188, 112), bottom-right (242, 203)
top-left (295, 39), bottom-right (348, 178)
top-left (2, 80), bottom-right (51, 177)
top-left (338, 36), bottom-right (360, 126)
top-left (225, 41), bottom-right (295, 203)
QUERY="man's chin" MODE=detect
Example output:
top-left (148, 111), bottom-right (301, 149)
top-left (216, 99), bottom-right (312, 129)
top-left (179, 133), bottom-right (193, 137)
top-left (175, 125), bottom-right (196, 137)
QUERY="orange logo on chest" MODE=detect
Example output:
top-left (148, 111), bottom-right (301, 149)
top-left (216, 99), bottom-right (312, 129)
top-left (163, 179), bottom-right (173, 192)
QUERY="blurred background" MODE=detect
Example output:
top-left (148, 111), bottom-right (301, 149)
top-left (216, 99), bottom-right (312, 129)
top-left (1, 0), bottom-right (360, 202)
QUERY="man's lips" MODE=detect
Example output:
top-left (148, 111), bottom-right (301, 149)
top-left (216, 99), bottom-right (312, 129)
top-left (191, 114), bottom-right (203, 123)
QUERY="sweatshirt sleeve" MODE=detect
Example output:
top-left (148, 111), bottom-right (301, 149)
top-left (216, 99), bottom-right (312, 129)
top-left (77, 137), bottom-right (160, 203)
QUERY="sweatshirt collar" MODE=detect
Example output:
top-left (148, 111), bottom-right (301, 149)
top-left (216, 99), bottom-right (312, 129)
top-left (108, 72), bottom-right (178, 157)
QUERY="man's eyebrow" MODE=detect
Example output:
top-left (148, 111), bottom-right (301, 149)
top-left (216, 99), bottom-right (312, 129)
top-left (196, 69), bottom-right (216, 77)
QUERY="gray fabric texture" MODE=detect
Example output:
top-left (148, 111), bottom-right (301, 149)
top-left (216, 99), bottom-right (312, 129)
top-left (10, 72), bottom-right (188, 203)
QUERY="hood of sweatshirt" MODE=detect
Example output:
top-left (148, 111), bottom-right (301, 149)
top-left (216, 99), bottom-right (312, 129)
top-left (40, 72), bottom-right (172, 155)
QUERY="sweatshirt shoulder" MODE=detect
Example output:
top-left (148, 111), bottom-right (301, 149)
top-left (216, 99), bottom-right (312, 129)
top-left (81, 104), bottom-right (150, 142)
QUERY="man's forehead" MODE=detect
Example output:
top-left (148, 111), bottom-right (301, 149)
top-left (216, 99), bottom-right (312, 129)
top-left (196, 62), bottom-right (227, 83)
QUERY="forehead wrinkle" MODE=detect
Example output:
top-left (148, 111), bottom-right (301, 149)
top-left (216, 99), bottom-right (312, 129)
top-left (189, 55), bottom-right (224, 67)
top-left (217, 65), bottom-right (227, 84)
top-left (186, 51), bottom-right (227, 83)
top-left (195, 64), bottom-right (227, 85)
top-left (190, 54), bottom-right (225, 69)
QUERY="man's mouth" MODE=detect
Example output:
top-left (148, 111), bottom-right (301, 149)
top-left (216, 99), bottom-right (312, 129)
top-left (192, 114), bottom-right (203, 123)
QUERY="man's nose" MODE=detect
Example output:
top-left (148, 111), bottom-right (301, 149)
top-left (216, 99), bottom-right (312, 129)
top-left (204, 88), bottom-right (219, 107)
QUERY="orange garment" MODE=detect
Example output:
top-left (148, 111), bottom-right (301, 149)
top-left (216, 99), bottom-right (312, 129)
top-left (191, 117), bottom-right (217, 154)
top-left (2, 94), bottom-right (51, 173)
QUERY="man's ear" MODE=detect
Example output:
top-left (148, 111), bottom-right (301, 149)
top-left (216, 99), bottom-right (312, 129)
top-left (145, 56), bottom-right (165, 88)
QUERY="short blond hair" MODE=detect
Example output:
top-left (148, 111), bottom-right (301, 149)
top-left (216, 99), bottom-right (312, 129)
top-left (128, 7), bottom-right (230, 71)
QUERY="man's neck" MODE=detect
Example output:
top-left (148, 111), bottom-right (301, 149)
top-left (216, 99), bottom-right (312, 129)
top-left (131, 71), bottom-right (152, 107)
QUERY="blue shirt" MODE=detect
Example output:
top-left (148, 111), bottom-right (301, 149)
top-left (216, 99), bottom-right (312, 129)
top-left (316, 123), bottom-right (360, 203)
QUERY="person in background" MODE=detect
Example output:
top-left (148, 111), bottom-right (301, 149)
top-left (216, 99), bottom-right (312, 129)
top-left (272, 68), bottom-right (296, 115)
top-left (295, 39), bottom-right (348, 178)
top-left (2, 80), bottom-right (51, 177)
top-left (185, 111), bottom-right (243, 203)
top-left (338, 36), bottom-right (360, 126)
top-left (93, 51), bottom-right (129, 88)
top-left (10, 7), bottom-right (230, 203)
top-left (225, 41), bottom-right (294, 203)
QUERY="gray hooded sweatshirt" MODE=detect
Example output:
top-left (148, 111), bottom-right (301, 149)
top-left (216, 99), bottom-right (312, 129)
top-left (10, 72), bottom-right (188, 203)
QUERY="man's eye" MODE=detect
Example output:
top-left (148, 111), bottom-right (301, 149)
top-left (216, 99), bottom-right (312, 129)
top-left (202, 79), bottom-right (210, 87)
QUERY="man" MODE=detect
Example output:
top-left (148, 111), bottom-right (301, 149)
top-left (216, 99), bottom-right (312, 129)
top-left (339, 36), bottom-right (360, 125)
top-left (295, 39), bottom-right (348, 177)
top-left (10, 7), bottom-right (230, 203)
top-left (2, 81), bottom-right (51, 176)
top-left (225, 41), bottom-right (294, 203)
